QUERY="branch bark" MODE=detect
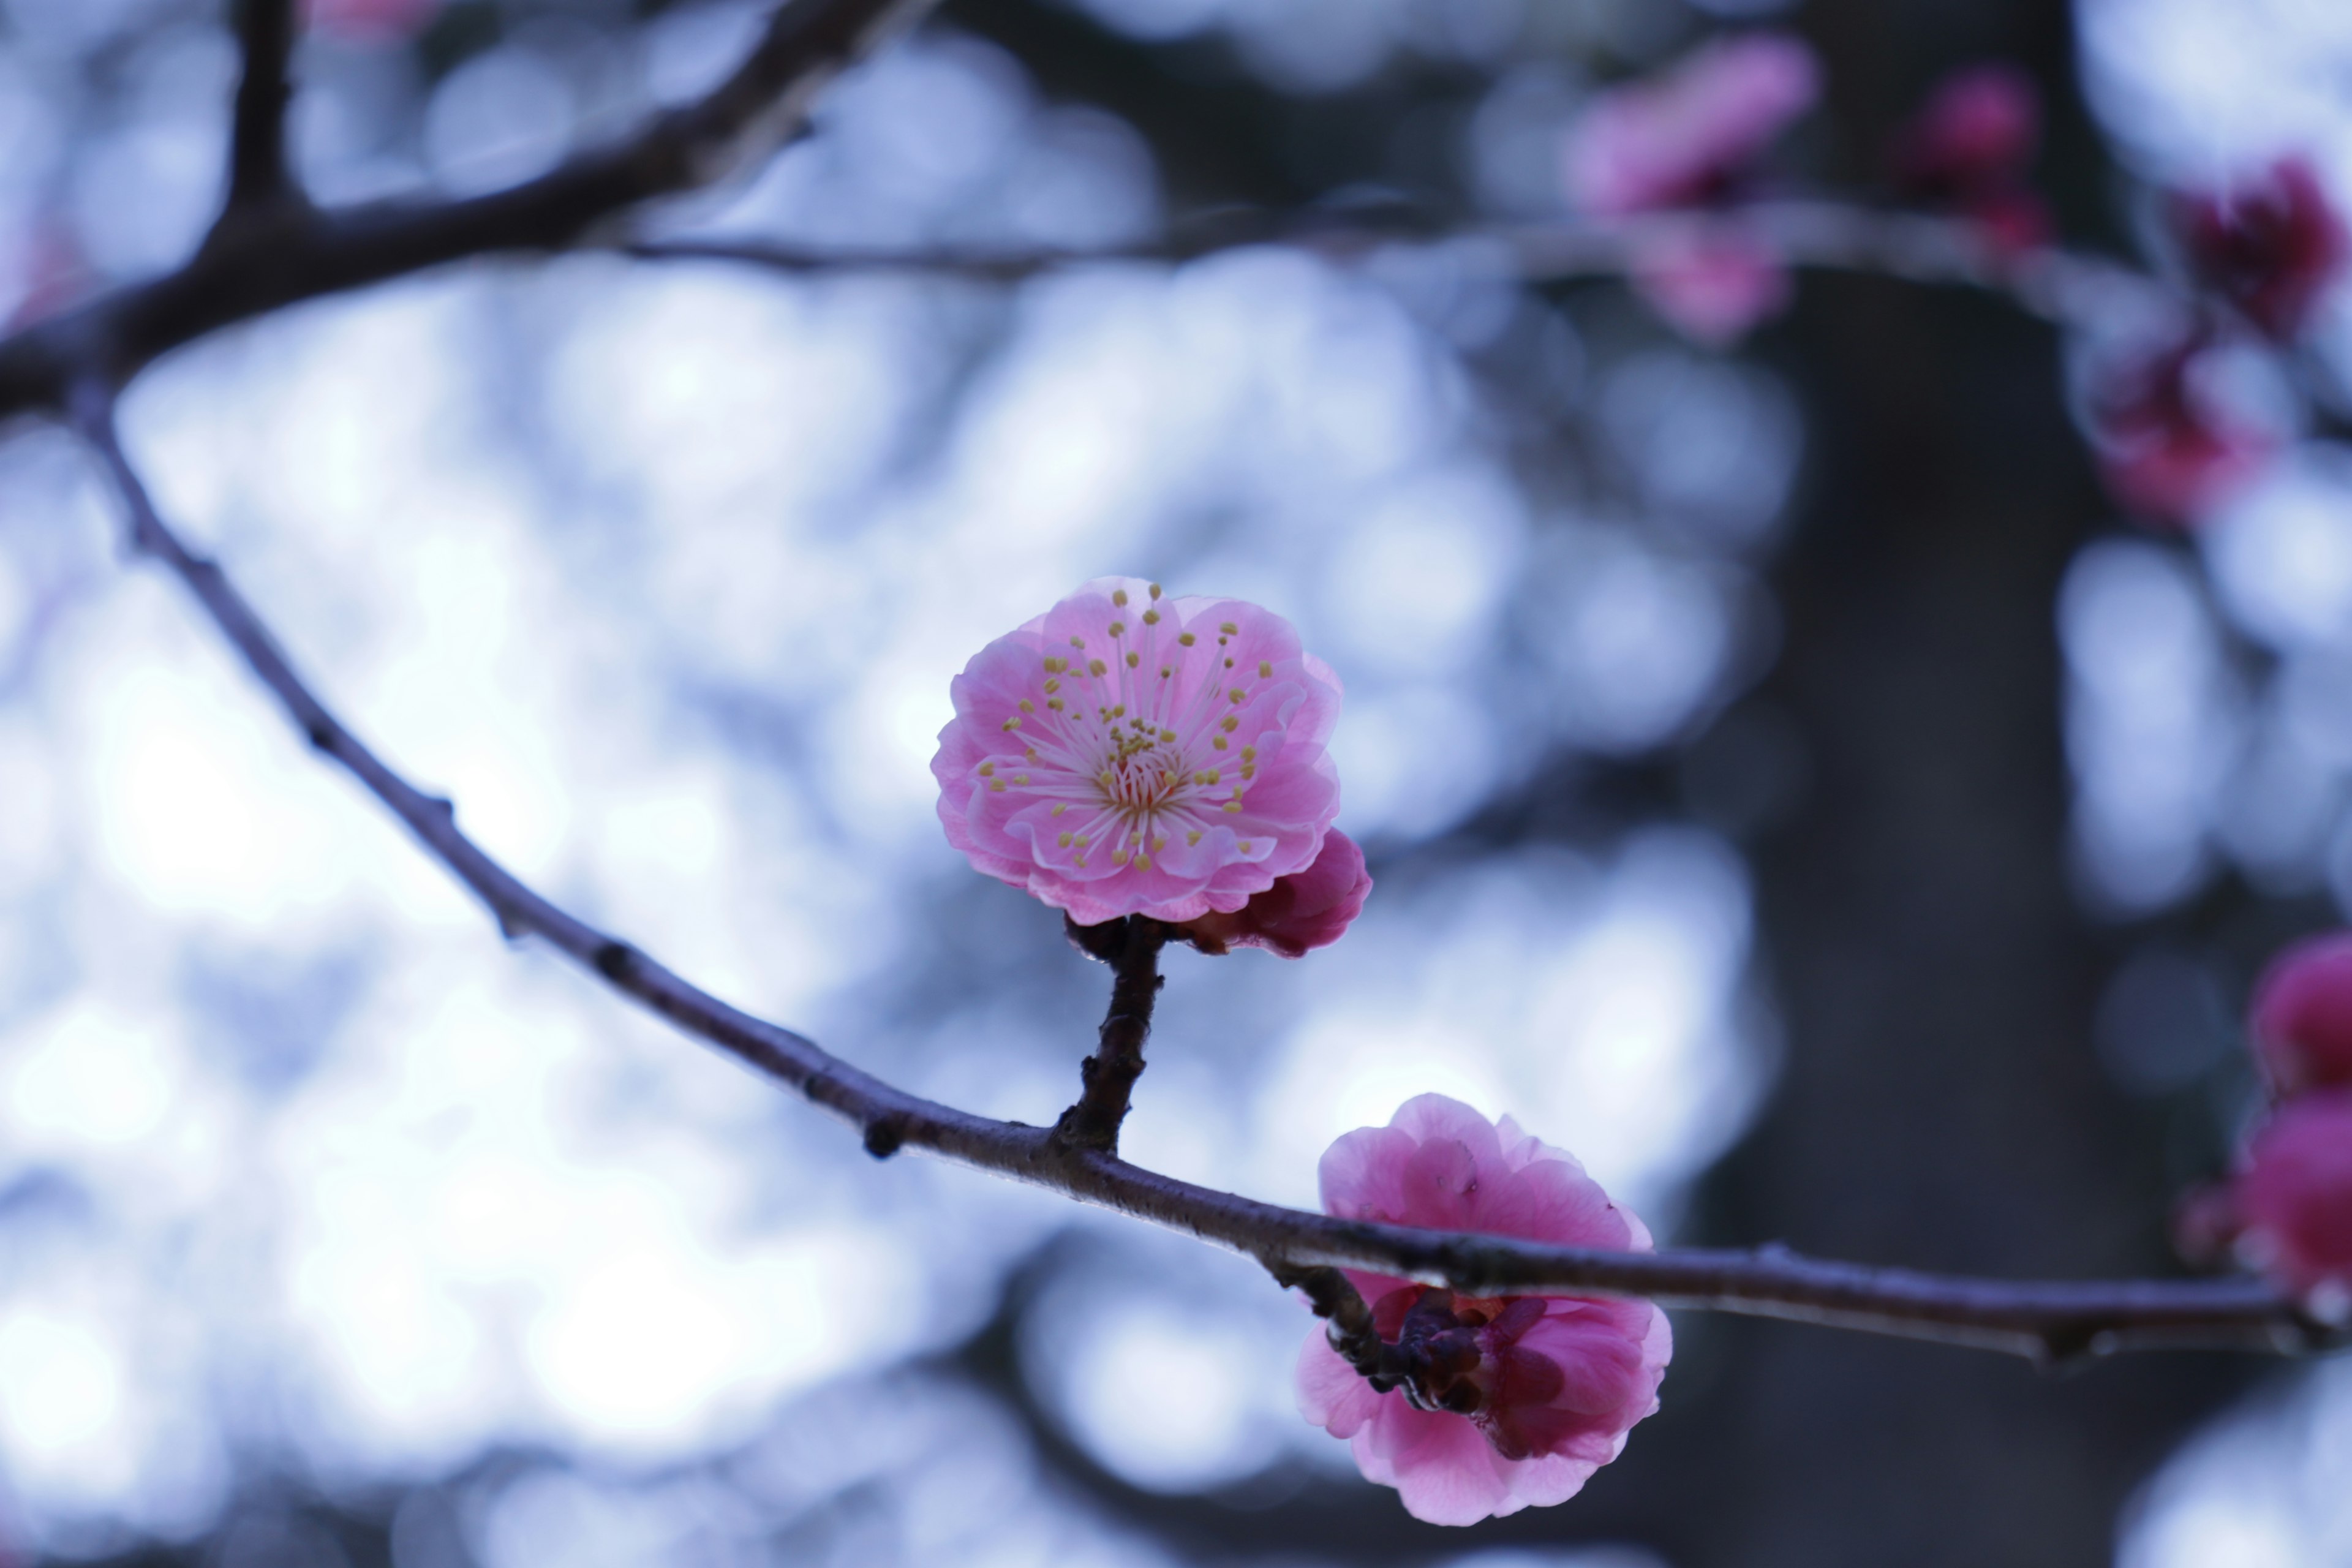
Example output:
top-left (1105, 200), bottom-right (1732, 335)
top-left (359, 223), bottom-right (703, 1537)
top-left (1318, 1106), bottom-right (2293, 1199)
top-left (66, 380), bottom-right (2340, 1367)
top-left (0, 0), bottom-right (943, 418)
top-left (221, 0), bottom-right (303, 225)
top-left (1052, 915), bottom-right (1167, 1155)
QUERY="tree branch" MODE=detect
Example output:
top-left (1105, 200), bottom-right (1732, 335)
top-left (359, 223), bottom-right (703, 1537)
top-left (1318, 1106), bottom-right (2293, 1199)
top-left (0, 0), bottom-right (943, 419)
top-left (220, 0), bottom-right (303, 226)
top-left (624, 203), bottom-right (2171, 329)
top-left (1052, 915), bottom-right (1167, 1155)
top-left (66, 380), bottom-right (2340, 1367)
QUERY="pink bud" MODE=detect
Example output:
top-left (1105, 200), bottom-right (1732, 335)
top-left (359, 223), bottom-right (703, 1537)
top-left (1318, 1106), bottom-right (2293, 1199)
top-left (2169, 156), bottom-right (2350, 341)
top-left (1178, 828), bottom-right (1370, 958)
top-left (1296, 1096), bottom-right (1672, 1526)
top-left (2235, 1091), bottom-right (2352, 1316)
top-left (301, 0), bottom-right (441, 44)
top-left (1628, 227), bottom-right (1792, 345)
top-left (2088, 335), bottom-right (2277, 527)
top-left (1893, 65), bottom-right (2042, 196)
top-left (2250, 932), bottom-right (2352, 1096)
top-left (1562, 34), bottom-right (1820, 217)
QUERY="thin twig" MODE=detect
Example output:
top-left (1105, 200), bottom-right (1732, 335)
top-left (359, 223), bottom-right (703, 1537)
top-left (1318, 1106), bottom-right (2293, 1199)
top-left (0, 0), bottom-right (943, 415)
top-left (1052, 915), bottom-right (1167, 1155)
top-left (67, 380), bottom-right (2339, 1366)
top-left (626, 203), bottom-right (2174, 330)
top-left (219, 0), bottom-right (303, 226)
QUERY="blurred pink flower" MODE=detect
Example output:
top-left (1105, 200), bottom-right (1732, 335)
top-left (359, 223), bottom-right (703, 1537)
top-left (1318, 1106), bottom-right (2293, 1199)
top-left (2089, 335), bottom-right (2277, 527)
top-left (1891, 64), bottom-right (2049, 255)
top-left (301, 0), bottom-right (440, 45)
top-left (2251, 932), bottom-right (2352, 1097)
top-left (1178, 827), bottom-right (1369, 958)
top-left (933, 578), bottom-right (1343, 927)
top-left (2235, 1091), bottom-right (2352, 1314)
top-left (1563, 33), bottom-right (1820, 217)
top-left (1296, 1096), bottom-right (1672, 1526)
top-left (1630, 228), bottom-right (1792, 345)
top-left (2170, 156), bottom-right (2348, 341)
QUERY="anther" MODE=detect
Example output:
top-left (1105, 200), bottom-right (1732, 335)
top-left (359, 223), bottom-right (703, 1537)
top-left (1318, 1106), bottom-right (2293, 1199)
top-left (1148, 584), bottom-right (1163, 600)
top-left (1220, 621), bottom-right (1238, 635)
top-left (1126, 652), bottom-right (1140, 668)
top-left (1177, 632), bottom-right (1197, 647)
top-left (1058, 832), bottom-right (1073, 846)
top-left (1089, 660), bottom-right (1107, 677)
top-left (1110, 622), bottom-right (1125, 637)
top-left (1142, 609), bottom-right (1160, 625)
top-left (1212, 736), bottom-right (1228, 750)
top-left (1258, 661), bottom-right (1272, 677)
top-left (1220, 715), bottom-right (1238, 731)
top-left (990, 780), bottom-right (1006, 792)
top-left (1019, 698), bottom-right (1035, 713)
top-left (1051, 803), bottom-right (1067, 816)
top-left (1001, 717), bottom-right (1022, 731)
top-left (1070, 636), bottom-right (1086, 649)
top-left (1229, 688), bottom-right (1246, 703)
top-left (1186, 830), bottom-right (1202, 846)
top-left (1113, 589), bottom-right (1129, 607)
top-left (979, 762), bottom-right (995, 776)
top-left (1133, 853), bottom-right (1151, 870)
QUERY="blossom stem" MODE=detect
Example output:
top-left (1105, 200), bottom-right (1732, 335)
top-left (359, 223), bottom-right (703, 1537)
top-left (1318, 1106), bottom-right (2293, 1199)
top-left (67, 383), bottom-right (2346, 1366)
top-left (1052, 915), bottom-right (1168, 1156)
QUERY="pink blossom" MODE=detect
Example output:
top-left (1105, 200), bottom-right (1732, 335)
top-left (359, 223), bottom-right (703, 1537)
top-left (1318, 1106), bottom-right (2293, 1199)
top-left (2250, 932), bottom-right (2352, 1096)
top-left (1891, 64), bottom-right (2050, 256)
top-left (2234, 1091), bottom-right (2352, 1313)
top-left (933, 578), bottom-right (1343, 927)
top-left (2170, 156), bottom-right (2349, 341)
top-left (1295, 1096), bottom-right (1672, 1526)
top-left (1629, 227), bottom-right (1792, 345)
top-left (1178, 827), bottom-right (1370, 957)
top-left (1562, 34), bottom-right (1820, 217)
top-left (2089, 335), bottom-right (2277, 527)
top-left (301, 0), bottom-right (440, 44)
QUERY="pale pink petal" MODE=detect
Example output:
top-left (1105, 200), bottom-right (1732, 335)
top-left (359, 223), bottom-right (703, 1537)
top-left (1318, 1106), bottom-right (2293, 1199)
top-left (1358, 1401), bottom-right (1517, 1526)
top-left (1296, 1332), bottom-right (1384, 1439)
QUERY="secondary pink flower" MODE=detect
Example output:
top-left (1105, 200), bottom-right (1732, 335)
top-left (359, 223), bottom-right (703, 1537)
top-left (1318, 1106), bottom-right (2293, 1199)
top-left (1630, 227), bottom-right (1792, 345)
top-left (1295, 1096), bottom-right (1672, 1526)
top-left (1891, 64), bottom-right (2050, 255)
top-left (2170, 156), bottom-right (2348, 341)
top-left (2089, 334), bottom-right (2277, 527)
top-left (2250, 933), bottom-right (2352, 1096)
top-left (2234, 1091), bottom-right (2352, 1313)
top-left (1563, 34), bottom-right (1820, 217)
top-left (933, 578), bottom-right (1343, 926)
top-left (1178, 827), bottom-right (1370, 957)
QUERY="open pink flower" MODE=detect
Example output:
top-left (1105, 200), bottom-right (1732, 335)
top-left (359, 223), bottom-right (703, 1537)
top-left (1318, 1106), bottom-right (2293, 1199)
top-left (2171, 156), bottom-right (2348, 341)
top-left (2251, 932), bottom-right (2352, 1097)
top-left (1891, 64), bottom-right (2050, 255)
top-left (933, 578), bottom-right (1343, 926)
top-left (2089, 334), bottom-right (2277, 527)
top-left (2234, 1091), bottom-right (2352, 1314)
top-left (1295, 1096), bottom-right (1672, 1526)
top-left (1563, 34), bottom-right (1820, 217)
top-left (1178, 827), bottom-right (1370, 958)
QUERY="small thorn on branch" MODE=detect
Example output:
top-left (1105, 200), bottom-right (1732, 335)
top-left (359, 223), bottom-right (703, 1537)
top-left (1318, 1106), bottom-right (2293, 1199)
top-left (862, 1112), bottom-right (910, 1159)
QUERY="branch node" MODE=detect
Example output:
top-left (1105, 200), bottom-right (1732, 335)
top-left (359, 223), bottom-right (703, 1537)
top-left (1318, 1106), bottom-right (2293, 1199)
top-left (304, 718), bottom-right (337, 751)
top-left (862, 1112), bottom-right (911, 1159)
top-left (592, 940), bottom-right (638, 981)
